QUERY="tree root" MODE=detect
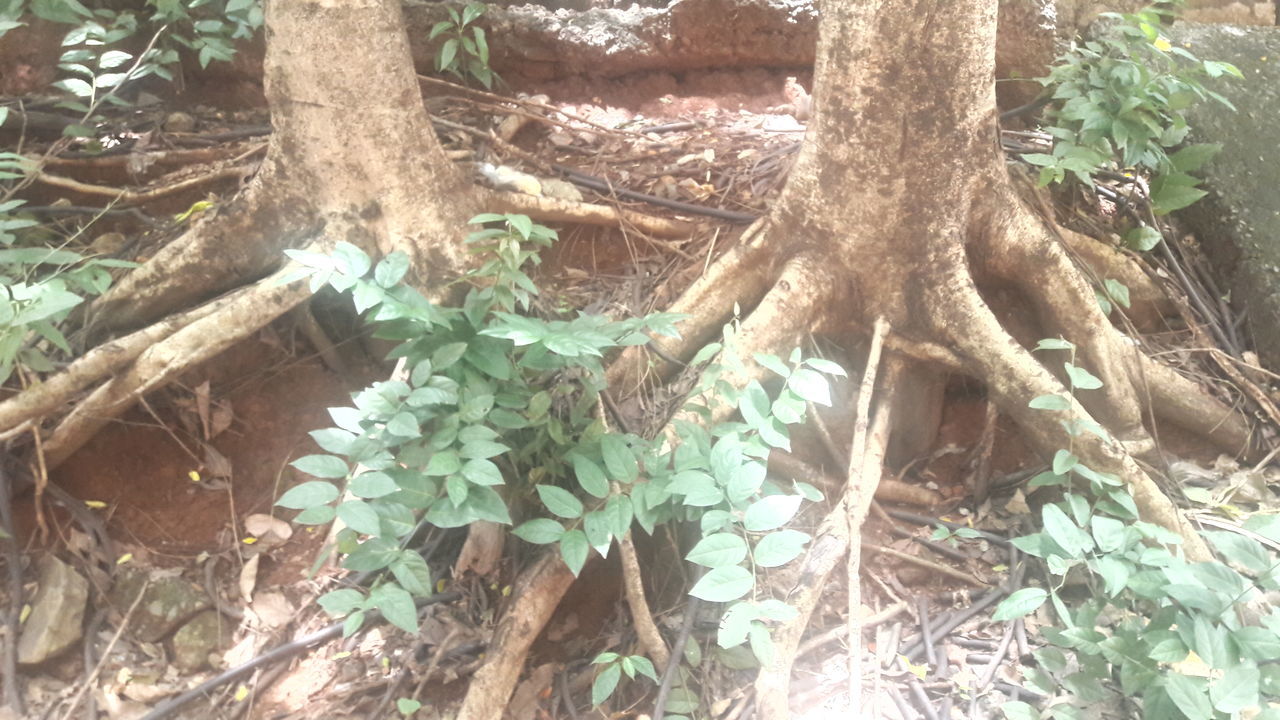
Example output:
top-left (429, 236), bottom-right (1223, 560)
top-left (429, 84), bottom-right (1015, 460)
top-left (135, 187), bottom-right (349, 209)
top-left (479, 188), bottom-right (700, 239)
top-left (42, 265), bottom-right (313, 468)
top-left (0, 294), bottom-right (230, 437)
top-left (455, 551), bottom-right (575, 720)
top-left (619, 531), bottom-right (670, 670)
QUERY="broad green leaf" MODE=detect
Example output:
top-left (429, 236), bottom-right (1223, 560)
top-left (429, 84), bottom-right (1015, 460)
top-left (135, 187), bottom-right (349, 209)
top-left (743, 494), bottom-right (803, 532)
top-left (993, 587), bottom-right (1048, 621)
top-left (318, 588), bottom-right (364, 617)
top-left (560, 530), bottom-right (589, 576)
top-left (1029, 394), bottom-right (1070, 411)
top-left (337, 500), bottom-right (382, 535)
top-left (689, 565), bottom-right (754, 603)
top-left (591, 663), bottom-right (621, 706)
top-left (310, 428), bottom-right (358, 455)
top-left (349, 471), bottom-right (397, 498)
top-left (390, 552), bottom-right (433, 596)
top-left (686, 533), bottom-right (748, 568)
top-left (1163, 673), bottom-right (1212, 720)
top-left (600, 434), bottom-right (637, 482)
top-left (369, 584), bottom-right (417, 634)
top-left (786, 368), bottom-right (831, 406)
top-left (1000, 701), bottom-right (1041, 720)
top-left (572, 455), bottom-right (609, 498)
top-left (292, 453), bottom-right (350, 479)
top-left (754, 529), bottom-right (809, 567)
top-left (1052, 450), bottom-right (1078, 476)
top-left (536, 485), bottom-right (583, 519)
top-left (1063, 362), bottom-right (1103, 390)
top-left (1211, 663), bottom-right (1259, 713)
top-left (277, 480), bottom-right (339, 509)
top-left (513, 518), bottom-right (565, 544)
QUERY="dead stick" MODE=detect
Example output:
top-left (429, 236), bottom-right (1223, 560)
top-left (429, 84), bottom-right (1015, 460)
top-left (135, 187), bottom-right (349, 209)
top-left (846, 317), bottom-right (891, 713)
top-left (863, 543), bottom-right (989, 587)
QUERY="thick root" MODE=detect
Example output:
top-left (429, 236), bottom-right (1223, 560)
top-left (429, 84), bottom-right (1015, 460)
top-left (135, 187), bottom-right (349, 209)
top-left (928, 239), bottom-right (1212, 561)
top-left (43, 266), bottom-right (313, 468)
top-left (455, 551), bottom-right (575, 720)
top-left (608, 219), bottom-right (776, 394)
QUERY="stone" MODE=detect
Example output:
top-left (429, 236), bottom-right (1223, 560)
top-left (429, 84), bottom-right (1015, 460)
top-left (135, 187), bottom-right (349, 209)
top-left (170, 610), bottom-right (227, 671)
top-left (108, 567), bottom-right (211, 643)
top-left (162, 111), bottom-right (196, 133)
top-left (17, 555), bottom-right (89, 665)
top-left (1169, 23), bottom-right (1280, 368)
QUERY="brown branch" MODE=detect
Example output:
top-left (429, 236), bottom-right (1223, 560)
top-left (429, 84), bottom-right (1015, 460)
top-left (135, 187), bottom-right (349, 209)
top-left (31, 164), bottom-right (254, 205)
top-left (618, 532), bottom-right (670, 670)
top-left (863, 543), bottom-right (988, 587)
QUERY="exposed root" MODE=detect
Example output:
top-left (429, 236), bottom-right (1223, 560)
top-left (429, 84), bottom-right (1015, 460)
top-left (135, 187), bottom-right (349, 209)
top-left (619, 531), bottom-right (670, 670)
top-left (754, 350), bottom-right (897, 720)
top-left (928, 239), bottom-right (1212, 561)
top-left (87, 186), bottom-right (318, 334)
top-left (843, 318), bottom-right (891, 718)
top-left (479, 188), bottom-right (700, 239)
top-left (0, 295), bottom-right (230, 437)
top-left (609, 219), bottom-right (775, 394)
top-left (42, 265), bottom-right (313, 468)
top-left (455, 551), bottom-right (575, 720)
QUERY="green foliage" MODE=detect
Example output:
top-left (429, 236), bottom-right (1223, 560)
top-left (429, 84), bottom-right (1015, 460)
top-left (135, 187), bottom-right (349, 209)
top-left (428, 2), bottom-right (497, 90)
top-left (1, 0), bottom-right (262, 137)
top-left (279, 215), bottom-right (841, 719)
top-left (1026, 4), bottom-right (1240, 215)
top-left (997, 338), bottom-right (1280, 719)
top-left (591, 652), bottom-right (658, 706)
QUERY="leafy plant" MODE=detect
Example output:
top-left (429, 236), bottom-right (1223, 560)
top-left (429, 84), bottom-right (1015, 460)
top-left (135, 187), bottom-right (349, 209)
top-left (428, 2), bottom-right (496, 89)
top-left (1024, 4), bottom-right (1240, 218)
top-left (995, 338), bottom-right (1280, 720)
top-left (591, 652), bottom-right (658, 706)
top-left (277, 214), bottom-right (842, 716)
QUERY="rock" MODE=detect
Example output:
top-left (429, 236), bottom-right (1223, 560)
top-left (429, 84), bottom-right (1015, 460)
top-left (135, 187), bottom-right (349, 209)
top-left (17, 555), bottom-right (89, 665)
top-left (1169, 23), bottom-right (1280, 368)
top-left (162, 111), bottom-right (196, 133)
top-left (170, 610), bottom-right (227, 671)
top-left (108, 567), bottom-right (211, 643)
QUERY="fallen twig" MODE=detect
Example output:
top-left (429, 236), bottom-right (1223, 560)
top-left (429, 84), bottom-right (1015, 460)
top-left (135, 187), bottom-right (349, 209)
top-left (864, 543), bottom-right (989, 587)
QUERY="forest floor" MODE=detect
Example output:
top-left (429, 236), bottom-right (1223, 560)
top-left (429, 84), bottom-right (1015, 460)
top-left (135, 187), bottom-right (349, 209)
top-left (5, 66), bottom-right (1271, 720)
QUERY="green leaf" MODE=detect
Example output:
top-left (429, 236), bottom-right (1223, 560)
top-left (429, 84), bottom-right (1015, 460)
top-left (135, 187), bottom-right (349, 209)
top-left (318, 588), bottom-right (364, 617)
top-left (337, 500), bottom-right (382, 536)
top-left (1170, 143), bottom-right (1220, 173)
top-left (310, 428), bottom-right (358, 455)
top-left (1052, 450), bottom-right (1079, 475)
top-left (461, 458), bottom-right (504, 486)
top-left (277, 481), bottom-right (339, 509)
top-left (993, 587), bottom-right (1048, 621)
top-left (748, 623), bottom-right (776, 666)
top-left (1000, 701), bottom-right (1042, 720)
top-left (1152, 183), bottom-right (1208, 214)
top-left (292, 454), bottom-right (350, 479)
top-left (1034, 338), bottom-right (1074, 351)
top-left (753, 353), bottom-right (790, 378)
top-left (560, 530), bottom-right (589, 576)
top-left (1042, 503), bottom-right (1091, 557)
top-left (591, 662), bottom-right (621, 706)
top-left (753, 529), bottom-right (810, 567)
top-left (349, 471), bottom-right (397, 498)
top-left (1124, 226), bottom-right (1163, 251)
top-left (386, 412), bottom-right (421, 438)
top-left (1163, 673), bottom-right (1212, 720)
top-left (689, 565), bottom-right (754, 603)
top-left (600, 434), bottom-right (638, 482)
top-left (1063, 363), bottom-right (1103, 390)
top-left (536, 485), bottom-right (583, 519)
top-left (786, 368), bottom-right (831, 406)
top-left (432, 342), bottom-right (468, 371)
top-left (572, 454), bottom-right (609, 498)
top-left (743, 494), bottom-right (803, 532)
top-left (374, 252), bottom-right (410, 288)
top-left (1029, 394), bottom-right (1071, 411)
top-left (369, 584), bottom-right (417, 634)
top-left (397, 698), bottom-right (422, 716)
top-left (1211, 663), bottom-right (1259, 713)
top-left (390, 553), bottom-right (432, 596)
top-left (459, 440), bottom-right (509, 459)
top-left (513, 518), bottom-right (565, 544)
top-left (294, 505), bottom-right (336, 525)
top-left (686, 533), bottom-right (749, 568)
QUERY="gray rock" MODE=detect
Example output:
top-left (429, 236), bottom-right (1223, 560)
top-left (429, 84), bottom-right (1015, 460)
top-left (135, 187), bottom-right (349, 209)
top-left (1170, 23), bottom-right (1280, 368)
top-left (17, 555), bottom-right (88, 664)
top-left (108, 568), bottom-right (211, 643)
top-left (170, 610), bottom-right (227, 671)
